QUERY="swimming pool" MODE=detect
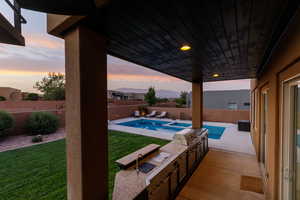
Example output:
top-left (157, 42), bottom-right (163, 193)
top-left (117, 119), bottom-right (226, 139)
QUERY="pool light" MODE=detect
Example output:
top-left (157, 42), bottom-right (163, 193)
top-left (180, 45), bottom-right (191, 51)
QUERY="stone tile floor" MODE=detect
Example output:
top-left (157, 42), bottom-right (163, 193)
top-left (177, 149), bottom-right (264, 200)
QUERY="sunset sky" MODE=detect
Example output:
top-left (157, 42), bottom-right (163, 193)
top-left (0, 6), bottom-right (250, 93)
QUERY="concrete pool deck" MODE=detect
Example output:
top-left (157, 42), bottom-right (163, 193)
top-left (109, 117), bottom-right (255, 155)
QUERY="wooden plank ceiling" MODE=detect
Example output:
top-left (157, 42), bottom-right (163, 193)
top-left (85, 0), bottom-right (299, 82)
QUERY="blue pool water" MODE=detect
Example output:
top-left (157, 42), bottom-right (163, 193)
top-left (117, 119), bottom-right (226, 139)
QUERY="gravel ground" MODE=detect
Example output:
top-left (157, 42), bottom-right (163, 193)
top-left (0, 128), bottom-right (65, 152)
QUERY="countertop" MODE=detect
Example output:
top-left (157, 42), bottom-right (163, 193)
top-left (112, 141), bottom-right (187, 200)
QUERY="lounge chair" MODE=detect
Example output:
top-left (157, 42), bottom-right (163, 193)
top-left (133, 110), bottom-right (140, 117)
top-left (146, 111), bottom-right (156, 117)
top-left (156, 111), bottom-right (167, 118)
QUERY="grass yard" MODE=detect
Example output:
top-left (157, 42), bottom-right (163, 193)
top-left (0, 131), bottom-right (169, 200)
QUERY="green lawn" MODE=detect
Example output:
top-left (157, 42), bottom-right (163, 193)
top-left (0, 131), bottom-right (169, 200)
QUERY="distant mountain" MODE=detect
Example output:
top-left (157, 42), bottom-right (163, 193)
top-left (115, 88), bottom-right (180, 98)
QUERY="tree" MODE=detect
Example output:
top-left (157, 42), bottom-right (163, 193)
top-left (175, 91), bottom-right (188, 107)
top-left (144, 87), bottom-right (157, 106)
top-left (24, 93), bottom-right (39, 101)
top-left (34, 73), bottom-right (65, 100)
top-left (157, 98), bottom-right (169, 103)
top-left (180, 91), bottom-right (188, 104)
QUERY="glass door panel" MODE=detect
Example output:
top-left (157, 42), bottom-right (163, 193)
top-left (295, 84), bottom-right (300, 198)
top-left (261, 90), bottom-right (268, 170)
top-left (281, 78), bottom-right (300, 200)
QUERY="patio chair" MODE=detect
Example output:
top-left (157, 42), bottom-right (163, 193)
top-left (133, 110), bottom-right (140, 117)
top-left (156, 111), bottom-right (167, 118)
top-left (146, 111), bottom-right (156, 117)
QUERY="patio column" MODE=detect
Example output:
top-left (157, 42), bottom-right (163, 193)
top-left (64, 25), bottom-right (108, 200)
top-left (192, 81), bottom-right (203, 129)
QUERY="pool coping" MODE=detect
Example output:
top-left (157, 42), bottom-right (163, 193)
top-left (109, 117), bottom-right (255, 155)
top-left (109, 117), bottom-right (176, 140)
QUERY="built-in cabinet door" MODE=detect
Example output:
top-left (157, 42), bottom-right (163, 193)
top-left (148, 177), bottom-right (169, 200)
top-left (188, 145), bottom-right (198, 172)
top-left (281, 76), bottom-right (300, 200)
top-left (178, 153), bottom-right (187, 182)
top-left (148, 161), bottom-right (180, 200)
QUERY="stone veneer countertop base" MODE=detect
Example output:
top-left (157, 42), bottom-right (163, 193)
top-left (112, 141), bottom-right (187, 200)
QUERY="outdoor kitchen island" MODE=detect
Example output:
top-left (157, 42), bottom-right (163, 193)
top-left (112, 128), bottom-right (209, 200)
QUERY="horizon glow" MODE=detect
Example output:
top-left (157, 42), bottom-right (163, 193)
top-left (0, 7), bottom-right (250, 93)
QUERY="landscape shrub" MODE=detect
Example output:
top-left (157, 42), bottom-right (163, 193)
top-left (26, 112), bottom-right (59, 135)
top-left (34, 73), bottom-right (65, 100)
top-left (31, 135), bottom-right (43, 143)
top-left (0, 96), bottom-right (6, 101)
top-left (144, 87), bottom-right (157, 106)
top-left (0, 111), bottom-right (14, 137)
top-left (24, 93), bottom-right (39, 101)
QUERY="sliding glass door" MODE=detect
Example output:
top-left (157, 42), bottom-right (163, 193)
top-left (281, 77), bottom-right (300, 200)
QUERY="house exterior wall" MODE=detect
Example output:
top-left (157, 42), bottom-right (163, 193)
top-left (107, 90), bottom-right (145, 100)
top-left (108, 99), bottom-right (145, 105)
top-left (0, 87), bottom-right (22, 101)
top-left (108, 90), bottom-right (124, 100)
top-left (187, 90), bottom-right (251, 110)
top-left (204, 90), bottom-right (250, 110)
top-left (129, 93), bottom-right (145, 100)
top-left (251, 12), bottom-right (300, 200)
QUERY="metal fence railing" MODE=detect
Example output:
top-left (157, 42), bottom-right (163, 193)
top-left (4, 0), bottom-right (26, 33)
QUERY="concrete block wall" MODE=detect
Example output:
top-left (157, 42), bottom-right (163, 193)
top-left (108, 104), bottom-right (144, 120)
top-left (148, 107), bottom-right (250, 124)
top-left (0, 101), bottom-right (65, 112)
top-left (1, 101), bottom-right (249, 136)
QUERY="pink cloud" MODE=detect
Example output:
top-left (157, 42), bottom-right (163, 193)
top-left (24, 33), bottom-right (64, 50)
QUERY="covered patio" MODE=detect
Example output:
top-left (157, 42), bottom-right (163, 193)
top-left (46, 1), bottom-right (297, 200)
top-left (8, 0), bottom-right (300, 199)
top-left (177, 149), bottom-right (264, 200)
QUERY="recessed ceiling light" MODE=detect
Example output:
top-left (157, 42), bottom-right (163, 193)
top-left (180, 45), bottom-right (191, 51)
top-left (213, 73), bottom-right (219, 78)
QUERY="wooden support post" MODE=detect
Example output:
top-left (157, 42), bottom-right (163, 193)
top-left (65, 25), bottom-right (108, 200)
top-left (192, 81), bottom-right (203, 129)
